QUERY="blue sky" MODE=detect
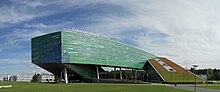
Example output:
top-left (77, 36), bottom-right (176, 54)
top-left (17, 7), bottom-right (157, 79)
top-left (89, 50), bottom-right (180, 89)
top-left (0, 0), bottom-right (220, 75)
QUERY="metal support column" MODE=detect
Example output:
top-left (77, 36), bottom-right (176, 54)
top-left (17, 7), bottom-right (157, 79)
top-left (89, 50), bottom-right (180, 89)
top-left (60, 71), bottom-right (62, 82)
top-left (135, 69), bottom-right (137, 84)
top-left (120, 68), bottom-right (122, 80)
top-left (194, 71), bottom-right (197, 92)
top-left (132, 69), bottom-right (134, 80)
top-left (64, 68), bottom-right (68, 84)
top-left (146, 74), bottom-right (149, 82)
top-left (114, 67), bottom-right (116, 79)
top-left (96, 66), bottom-right (100, 83)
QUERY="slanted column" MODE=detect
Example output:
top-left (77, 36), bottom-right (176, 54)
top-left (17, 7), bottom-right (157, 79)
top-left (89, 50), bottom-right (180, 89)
top-left (96, 66), bottom-right (100, 83)
top-left (64, 68), bottom-right (68, 84)
top-left (60, 71), bottom-right (63, 82)
top-left (134, 69), bottom-right (137, 84)
top-left (131, 69), bottom-right (134, 80)
top-left (120, 68), bottom-right (123, 80)
top-left (114, 67), bottom-right (116, 79)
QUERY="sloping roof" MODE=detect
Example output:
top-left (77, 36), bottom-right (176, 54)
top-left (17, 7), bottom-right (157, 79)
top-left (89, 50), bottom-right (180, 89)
top-left (149, 57), bottom-right (204, 82)
top-left (32, 31), bottom-right (157, 69)
top-left (61, 31), bottom-right (157, 69)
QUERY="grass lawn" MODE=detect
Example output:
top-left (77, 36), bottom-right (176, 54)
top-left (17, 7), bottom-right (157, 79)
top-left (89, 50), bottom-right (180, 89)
top-left (198, 86), bottom-right (220, 90)
top-left (0, 82), bottom-right (192, 92)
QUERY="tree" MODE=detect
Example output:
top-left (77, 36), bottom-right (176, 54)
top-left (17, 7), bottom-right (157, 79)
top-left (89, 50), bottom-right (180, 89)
top-left (54, 75), bottom-right (60, 83)
top-left (212, 69), bottom-right (220, 80)
top-left (32, 73), bottom-right (41, 82)
top-left (206, 68), bottom-right (213, 80)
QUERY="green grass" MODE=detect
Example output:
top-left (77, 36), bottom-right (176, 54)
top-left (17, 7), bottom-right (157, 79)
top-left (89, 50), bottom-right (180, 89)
top-left (0, 82), bottom-right (193, 92)
top-left (199, 86), bottom-right (220, 90)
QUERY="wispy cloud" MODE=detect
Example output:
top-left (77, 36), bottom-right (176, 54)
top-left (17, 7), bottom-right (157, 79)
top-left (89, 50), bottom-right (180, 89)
top-left (0, 58), bottom-right (30, 64)
top-left (0, 5), bottom-right (43, 28)
top-left (23, 23), bottom-right (48, 28)
top-left (127, 0), bottom-right (220, 68)
top-left (5, 30), bottom-right (46, 47)
top-left (11, 0), bottom-right (56, 7)
top-left (0, 59), bottom-right (46, 74)
top-left (0, 0), bottom-right (62, 28)
top-left (79, 0), bottom-right (220, 68)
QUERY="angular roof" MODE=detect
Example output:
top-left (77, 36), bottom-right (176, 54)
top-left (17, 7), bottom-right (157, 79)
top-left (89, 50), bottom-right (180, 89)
top-left (61, 31), bottom-right (157, 69)
top-left (32, 31), bottom-right (157, 69)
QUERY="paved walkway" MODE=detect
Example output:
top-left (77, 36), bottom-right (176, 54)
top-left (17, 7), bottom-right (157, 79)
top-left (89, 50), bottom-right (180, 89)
top-left (0, 85), bottom-right (12, 88)
top-left (169, 85), bottom-right (220, 92)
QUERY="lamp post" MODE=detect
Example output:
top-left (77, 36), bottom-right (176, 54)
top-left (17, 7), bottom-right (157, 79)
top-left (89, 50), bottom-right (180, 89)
top-left (186, 67), bottom-right (188, 83)
top-left (192, 64), bottom-right (198, 92)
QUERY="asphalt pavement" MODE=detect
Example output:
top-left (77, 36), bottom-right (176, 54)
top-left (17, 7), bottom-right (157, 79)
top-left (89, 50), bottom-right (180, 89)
top-left (169, 84), bottom-right (220, 92)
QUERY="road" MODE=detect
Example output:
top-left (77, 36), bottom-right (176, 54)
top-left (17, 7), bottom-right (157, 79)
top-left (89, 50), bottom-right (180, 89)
top-left (168, 84), bottom-right (220, 92)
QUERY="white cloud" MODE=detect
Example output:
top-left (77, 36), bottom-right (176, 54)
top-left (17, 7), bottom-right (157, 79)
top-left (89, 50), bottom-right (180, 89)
top-left (0, 58), bottom-right (50, 75)
top-left (0, 6), bottom-right (43, 28)
top-left (23, 23), bottom-right (48, 28)
top-left (3, 22), bottom-right (70, 49)
top-left (80, 0), bottom-right (220, 68)
top-left (132, 0), bottom-right (220, 68)
top-left (11, 0), bottom-right (56, 7)
top-left (4, 29), bottom-right (48, 48)
top-left (0, 6), bottom-right (33, 25)
top-left (0, 58), bottom-right (29, 64)
top-left (0, 0), bottom-right (58, 28)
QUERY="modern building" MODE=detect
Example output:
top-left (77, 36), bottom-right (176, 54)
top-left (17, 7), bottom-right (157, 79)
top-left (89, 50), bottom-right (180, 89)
top-left (16, 74), bottom-right (33, 82)
top-left (40, 73), bottom-right (55, 82)
top-left (1, 74), bottom-right (54, 82)
top-left (31, 31), bottom-right (204, 83)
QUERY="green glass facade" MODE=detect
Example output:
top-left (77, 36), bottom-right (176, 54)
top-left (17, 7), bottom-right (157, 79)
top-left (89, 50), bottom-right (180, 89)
top-left (61, 31), bottom-right (157, 68)
top-left (32, 31), bottom-right (157, 69)
top-left (32, 32), bottom-right (61, 63)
